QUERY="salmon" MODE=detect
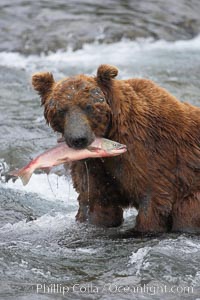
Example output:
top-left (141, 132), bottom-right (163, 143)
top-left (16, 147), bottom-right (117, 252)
top-left (10, 137), bottom-right (127, 186)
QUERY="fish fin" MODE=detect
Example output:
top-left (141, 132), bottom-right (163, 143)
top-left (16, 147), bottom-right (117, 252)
top-left (40, 167), bottom-right (51, 174)
top-left (9, 166), bottom-right (33, 186)
top-left (57, 157), bottom-right (70, 164)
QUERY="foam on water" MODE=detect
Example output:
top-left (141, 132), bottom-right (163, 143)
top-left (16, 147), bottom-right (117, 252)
top-left (0, 173), bottom-right (79, 239)
top-left (129, 247), bottom-right (151, 276)
top-left (0, 212), bottom-right (72, 235)
top-left (0, 174), bottom-right (100, 283)
top-left (127, 236), bottom-right (200, 288)
top-left (2, 173), bottom-right (78, 203)
top-left (0, 35), bottom-right (200, 75)
top-left (0, 169), bottom-right (137, 238)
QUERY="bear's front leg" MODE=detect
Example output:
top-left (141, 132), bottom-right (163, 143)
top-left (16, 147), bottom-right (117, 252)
top-left (76, 195), bottom-right (123, 227)
top-left (134, 195), bottom-right (173, 233)
top-left (71, 160), bottom-right (124, 227)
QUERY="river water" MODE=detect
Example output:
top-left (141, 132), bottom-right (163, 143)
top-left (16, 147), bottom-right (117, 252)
top-left (1, 1), bottom-right (200, 300)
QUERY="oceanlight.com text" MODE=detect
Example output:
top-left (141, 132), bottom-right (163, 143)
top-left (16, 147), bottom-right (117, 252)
top-left (36, 283), bottom-right (194, 296)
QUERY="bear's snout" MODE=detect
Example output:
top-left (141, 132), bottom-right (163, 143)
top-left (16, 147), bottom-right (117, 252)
top-left (64, 108), bottom-right (95, 149)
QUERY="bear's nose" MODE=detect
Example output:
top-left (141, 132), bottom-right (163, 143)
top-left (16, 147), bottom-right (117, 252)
top-left (69, 137), bottom-right (89, 149)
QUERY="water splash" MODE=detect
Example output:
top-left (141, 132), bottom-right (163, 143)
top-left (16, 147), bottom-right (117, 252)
top-left (84, 161), bottom-right (90, 220)
top-left (0, 159), bottom-right (9, 183)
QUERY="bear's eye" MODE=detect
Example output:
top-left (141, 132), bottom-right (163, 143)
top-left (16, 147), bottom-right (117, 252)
top-left (66, 94), bottom-right (73, 100)
top-left (57, 109), bottom-right (66, 117)
top-left (93, 97), bottom-right (105, 103)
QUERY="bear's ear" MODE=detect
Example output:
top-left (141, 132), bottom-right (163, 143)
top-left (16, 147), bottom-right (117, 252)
top-left (97, 64), bottom-right (118, 83)
top-left (32, 72), bottom-right (55, 103)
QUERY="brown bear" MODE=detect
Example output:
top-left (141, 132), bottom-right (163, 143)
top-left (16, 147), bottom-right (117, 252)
top-left (32, 64), bottom-right (200, 234)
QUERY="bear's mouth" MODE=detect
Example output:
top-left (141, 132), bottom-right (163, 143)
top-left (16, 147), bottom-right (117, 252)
top-left (57, 134), bottom-right (94, 150)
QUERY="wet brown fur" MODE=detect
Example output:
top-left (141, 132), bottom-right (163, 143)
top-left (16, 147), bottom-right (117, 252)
top-left (32, 65), bottom-right (200, 233)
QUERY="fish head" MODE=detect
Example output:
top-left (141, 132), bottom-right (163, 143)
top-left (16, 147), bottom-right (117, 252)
top-left (32, 65), bottom-right (119, 150)
top-left (100, 138), bottom-right (127, 156)
top-left (88, 138), bottom-right (127, 156)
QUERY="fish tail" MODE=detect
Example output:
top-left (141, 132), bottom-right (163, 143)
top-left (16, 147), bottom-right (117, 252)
top-left (10, 165), bottom-right (33, 186)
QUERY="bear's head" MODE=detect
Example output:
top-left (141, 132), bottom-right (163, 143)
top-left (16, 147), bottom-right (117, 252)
top-left (32, 64), bottom-right (118, 149)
